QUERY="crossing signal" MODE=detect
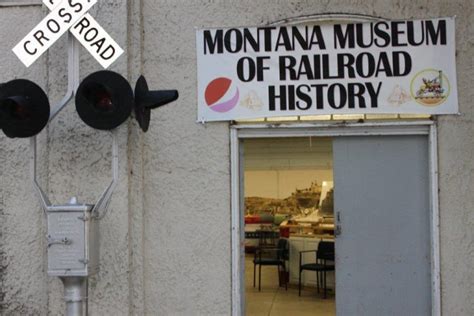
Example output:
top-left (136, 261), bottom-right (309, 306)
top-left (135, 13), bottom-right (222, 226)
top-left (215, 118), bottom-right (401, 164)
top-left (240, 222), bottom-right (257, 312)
top-left (76, 70), bottom-right (178, 132)
top-left (75, 70), bottom-right (134, 130)
top-left (0, 79), bottom-right (50, 138)
top-left (0, 71), bottom-right (178, 137)
top-left (134, 76), bottom-right (178, 132)
top-left (76, 71), bottom-right (178, 132)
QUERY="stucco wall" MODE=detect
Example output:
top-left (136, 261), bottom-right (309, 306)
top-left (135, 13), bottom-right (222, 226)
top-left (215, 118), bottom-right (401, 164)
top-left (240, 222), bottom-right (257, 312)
top-left (1, 0), bottom-right (473, 315)
top-left (0, 5), bottom-right (50, 314)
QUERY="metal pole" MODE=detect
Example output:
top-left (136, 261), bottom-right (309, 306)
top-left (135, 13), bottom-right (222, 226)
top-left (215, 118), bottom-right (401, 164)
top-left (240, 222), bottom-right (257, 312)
top-left (49, 33), bottom-right (79, 122)
top-left (30, 32), bottom-right (80, 212)
top-left (61, 277), bottom-right (87, 316)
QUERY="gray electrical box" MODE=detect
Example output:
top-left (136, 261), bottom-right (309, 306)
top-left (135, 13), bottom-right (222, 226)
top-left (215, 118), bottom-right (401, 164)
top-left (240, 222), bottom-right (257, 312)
top-left (46, 198), bottom-right (99, 277)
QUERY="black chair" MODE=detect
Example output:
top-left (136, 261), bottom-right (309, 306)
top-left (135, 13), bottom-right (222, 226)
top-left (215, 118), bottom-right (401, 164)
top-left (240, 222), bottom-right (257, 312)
top-left (257, 228), bottom-right (278, 248)
top-left (299, 241), bottom-right (335, 298)
top-left (253, 238), bottom-right (288, 291)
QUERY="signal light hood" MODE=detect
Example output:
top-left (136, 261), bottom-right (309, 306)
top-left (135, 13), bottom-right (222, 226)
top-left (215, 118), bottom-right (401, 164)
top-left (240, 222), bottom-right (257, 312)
top-left (134, 75), bottom-right (179, 132)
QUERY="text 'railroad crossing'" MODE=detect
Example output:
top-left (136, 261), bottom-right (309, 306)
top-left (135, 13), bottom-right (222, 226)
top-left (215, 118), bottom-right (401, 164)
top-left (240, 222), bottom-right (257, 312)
top-left (12, 0), bottom-right (123, 68)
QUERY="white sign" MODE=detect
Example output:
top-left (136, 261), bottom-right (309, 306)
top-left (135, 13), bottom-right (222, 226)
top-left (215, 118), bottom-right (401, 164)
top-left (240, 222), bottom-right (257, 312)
top-left (196, 17), bottom-right (458, 122)
top-left (43, 0), bottom-right (124, 69)
top-left (13, 0), bottom-right (97, 67)
top-left (69, 14), bottom-right (124, 69)
top-left (13, 0), bottom-right (123, 69)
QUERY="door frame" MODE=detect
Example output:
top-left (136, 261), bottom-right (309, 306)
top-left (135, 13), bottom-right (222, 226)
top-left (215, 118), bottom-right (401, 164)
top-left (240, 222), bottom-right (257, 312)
top-left (230, 120), bottom-right (440, 316)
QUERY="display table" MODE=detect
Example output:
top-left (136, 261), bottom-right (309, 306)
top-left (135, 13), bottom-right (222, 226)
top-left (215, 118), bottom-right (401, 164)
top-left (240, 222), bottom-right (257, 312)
top-left (280, 220), bottom-right (334, 236)
top-left (288, 236), bottom-right (335, 290)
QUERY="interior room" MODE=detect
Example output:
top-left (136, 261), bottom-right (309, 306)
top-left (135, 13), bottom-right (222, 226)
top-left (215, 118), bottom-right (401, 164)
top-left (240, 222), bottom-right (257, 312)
top-left (243, 137), bottom-right (335, 316)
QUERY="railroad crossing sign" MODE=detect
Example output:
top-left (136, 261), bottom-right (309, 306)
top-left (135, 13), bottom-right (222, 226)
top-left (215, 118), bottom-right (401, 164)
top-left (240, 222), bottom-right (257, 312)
top-left (13, 0), bottom-right (124, 69)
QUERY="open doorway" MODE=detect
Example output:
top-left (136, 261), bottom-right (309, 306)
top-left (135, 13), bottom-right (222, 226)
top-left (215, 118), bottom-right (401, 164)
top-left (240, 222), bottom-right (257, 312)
top-left (243, 137), bottom-right (336, 316)
top-left (232, 123), bottom-right (439, 316)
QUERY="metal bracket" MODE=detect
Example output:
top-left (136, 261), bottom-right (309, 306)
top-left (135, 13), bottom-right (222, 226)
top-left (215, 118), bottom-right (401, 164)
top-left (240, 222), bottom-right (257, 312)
top-left (30, 33), bottom-right (119, 220)
top-left (91, 129), bottom-right (119, 219)
top-left (47, 236), bottom-right (72, 248)
top-left (30, 136), bottom-right (51, 214)
top-left (78, 259), bottom-right (89, 265)
top-left (30, 33), bottom-right (79, 214)
top-left (49, 33), bottom-right (80, 122)
top-left (77, 215), bottom-right (88, 221)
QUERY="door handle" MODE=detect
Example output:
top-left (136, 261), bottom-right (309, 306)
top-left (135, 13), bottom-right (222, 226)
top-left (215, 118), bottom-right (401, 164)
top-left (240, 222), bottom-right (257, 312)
top-left (335, 211), bottom-right (342, 237)
top-left (47, 236), bottom-right (72, 248)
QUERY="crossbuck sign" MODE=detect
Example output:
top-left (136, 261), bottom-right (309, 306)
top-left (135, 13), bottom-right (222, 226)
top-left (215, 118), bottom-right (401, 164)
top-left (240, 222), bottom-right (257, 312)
top-left (13, 0), bottom-right (123, 68)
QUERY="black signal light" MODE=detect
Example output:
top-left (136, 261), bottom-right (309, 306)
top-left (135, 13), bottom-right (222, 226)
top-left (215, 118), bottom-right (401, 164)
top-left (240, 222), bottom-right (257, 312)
top-left (0, 79), bottom-right (50, 138)
top-left (75, 71), bottom-right (133, 130)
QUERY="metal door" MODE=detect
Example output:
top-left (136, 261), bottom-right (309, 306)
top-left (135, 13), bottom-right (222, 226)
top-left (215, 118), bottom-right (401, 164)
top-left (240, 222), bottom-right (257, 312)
top-left (333, 135), bottom-right (431, 315)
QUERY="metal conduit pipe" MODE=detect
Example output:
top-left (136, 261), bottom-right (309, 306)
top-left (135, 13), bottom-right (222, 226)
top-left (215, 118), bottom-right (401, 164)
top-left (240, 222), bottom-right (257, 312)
top-left (61, 277), bottom-right (87, 316)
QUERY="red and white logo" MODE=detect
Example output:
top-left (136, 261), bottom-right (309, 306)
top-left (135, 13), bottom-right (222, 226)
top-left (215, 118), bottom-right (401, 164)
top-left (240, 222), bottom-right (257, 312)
top-left (205, 77), bottom-right (239, 113)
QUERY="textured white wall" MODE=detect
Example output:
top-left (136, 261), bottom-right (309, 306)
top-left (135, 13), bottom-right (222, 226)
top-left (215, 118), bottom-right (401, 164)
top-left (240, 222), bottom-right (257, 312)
top-left (0, 5), bottom-right (50, 315)
top-left (0, 0), bottom-right (473, 315)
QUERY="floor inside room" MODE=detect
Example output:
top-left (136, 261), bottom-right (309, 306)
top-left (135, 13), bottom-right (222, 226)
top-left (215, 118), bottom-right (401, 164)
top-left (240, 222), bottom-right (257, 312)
top-left (245, 254), bottom-right (335, 316)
